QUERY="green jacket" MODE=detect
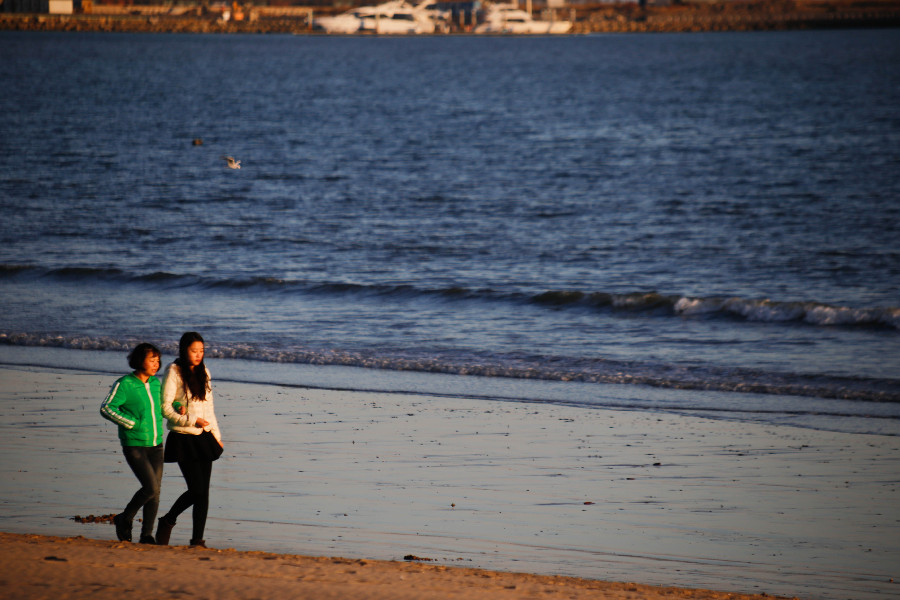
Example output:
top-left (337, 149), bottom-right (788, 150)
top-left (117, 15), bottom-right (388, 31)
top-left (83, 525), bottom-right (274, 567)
top-left (100, 373), bottom-right (164, 447)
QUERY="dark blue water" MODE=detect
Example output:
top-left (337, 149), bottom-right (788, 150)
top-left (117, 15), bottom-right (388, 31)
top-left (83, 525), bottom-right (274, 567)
top-left (1, 30), bottom-right (899, 431)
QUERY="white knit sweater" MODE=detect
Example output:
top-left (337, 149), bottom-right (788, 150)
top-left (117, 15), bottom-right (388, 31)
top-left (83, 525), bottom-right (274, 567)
top-left (161, 363), bottom-right (222, 444)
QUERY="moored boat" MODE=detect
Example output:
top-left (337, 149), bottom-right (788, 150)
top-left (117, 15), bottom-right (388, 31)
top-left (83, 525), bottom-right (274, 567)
top-left (314, 0), bottom-right (449, 34)
top-left (474, 1), bottom-right (571, 34)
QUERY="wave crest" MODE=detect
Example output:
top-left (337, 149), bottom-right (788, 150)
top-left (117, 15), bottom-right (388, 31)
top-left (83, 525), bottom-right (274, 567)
top-left (2, 264), bottom-right (897, 331)
top-left (674, 296), bottom-right (900, 329)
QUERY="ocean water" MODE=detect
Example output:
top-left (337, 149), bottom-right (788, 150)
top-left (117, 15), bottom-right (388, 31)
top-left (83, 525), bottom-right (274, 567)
top-left (1, 29), bottom-right (899, 434)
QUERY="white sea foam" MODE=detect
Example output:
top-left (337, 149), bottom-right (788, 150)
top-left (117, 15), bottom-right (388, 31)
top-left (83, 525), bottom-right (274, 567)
top-left (2, 331), bottom-right (898, 404)
top-left (673, 297), bottom-right (721, 315)
top-left (673, 296), bottom-right (900, 330)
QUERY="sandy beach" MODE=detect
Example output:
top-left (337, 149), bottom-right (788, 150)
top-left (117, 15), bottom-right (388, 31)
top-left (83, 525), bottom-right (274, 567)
top-left (0, 361), bottom-right (897, 599)
top-left (2, 531), bottom-right (789, 600)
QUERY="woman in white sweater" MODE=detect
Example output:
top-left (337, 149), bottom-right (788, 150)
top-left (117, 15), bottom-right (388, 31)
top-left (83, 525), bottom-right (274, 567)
top-left (156, 332), bottom-right (223, 547)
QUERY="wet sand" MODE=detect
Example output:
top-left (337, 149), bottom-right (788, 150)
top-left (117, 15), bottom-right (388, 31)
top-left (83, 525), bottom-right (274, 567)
top-left (0, 362), bottom-right (897, 599)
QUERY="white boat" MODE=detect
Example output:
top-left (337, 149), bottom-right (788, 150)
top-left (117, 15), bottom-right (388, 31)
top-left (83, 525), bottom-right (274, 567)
top-left (313, 7), bottom-right (368, 34)
top-left (314, 0), bottom-right (448, 34)
top-left (414, 0), bottom-right (452, 31)
top-left (474, 2), bottom-right (572, 34)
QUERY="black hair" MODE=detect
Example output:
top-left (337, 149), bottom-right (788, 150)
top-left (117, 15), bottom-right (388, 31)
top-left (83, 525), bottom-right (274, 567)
top-left (128, 342), bottom-right (161, 371)
top-left (174, 331), bottom-right (210, 400)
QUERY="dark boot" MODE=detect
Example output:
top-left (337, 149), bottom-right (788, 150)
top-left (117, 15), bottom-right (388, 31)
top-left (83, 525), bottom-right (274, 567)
top-left (113, 513), bottom-right (132, 542)
top-left (139, 535), bottom-right (156, 544)
top-left (155, 516), bottom-right (175, 546)
top-left (189, 539), bottom-right (206, 548)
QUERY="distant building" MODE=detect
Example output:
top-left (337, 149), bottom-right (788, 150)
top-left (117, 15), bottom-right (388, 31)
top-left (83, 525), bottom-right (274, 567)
top-left (3, 0), bottom-right (74, 12)
top-left (433, 0), bottom-right (480, 25)
top-left (49, 0), bottom-right (73, 12)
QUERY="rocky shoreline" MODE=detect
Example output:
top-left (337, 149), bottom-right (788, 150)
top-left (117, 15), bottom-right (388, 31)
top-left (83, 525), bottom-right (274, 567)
top-left (1, 0), bottom-right (899, 34)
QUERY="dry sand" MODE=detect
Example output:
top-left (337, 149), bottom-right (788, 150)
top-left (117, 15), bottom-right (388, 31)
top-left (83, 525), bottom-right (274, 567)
top-left (1, 362), bottom-right (898, 599)
top-left (1, 531), bottom-right (789, 600)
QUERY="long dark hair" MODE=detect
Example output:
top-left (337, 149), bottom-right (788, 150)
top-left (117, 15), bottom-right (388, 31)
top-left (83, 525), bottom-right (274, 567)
top-left (174, 331), bottom-right (209, 401)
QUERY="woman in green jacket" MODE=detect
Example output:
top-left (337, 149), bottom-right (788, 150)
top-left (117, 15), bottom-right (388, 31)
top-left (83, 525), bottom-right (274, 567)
top-left (100, 342), bottom-right (164, 543)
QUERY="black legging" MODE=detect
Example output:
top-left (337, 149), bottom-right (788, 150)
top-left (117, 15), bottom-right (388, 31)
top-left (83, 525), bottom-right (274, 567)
top-left (121, 445), bottom-right (164, 538)
top-left (166, 459), bottom-right (213, 541)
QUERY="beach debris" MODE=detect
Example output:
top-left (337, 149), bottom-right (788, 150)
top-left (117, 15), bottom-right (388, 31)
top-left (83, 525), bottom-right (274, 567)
top-left (403, 554), bottom-right (435, 562)
top-left (192, 138), bottom-right (203, 146)
top-left (44, 556), bottom-right (68, 562)
top-left (222, 156), bottom-right (241, 169)
top-left (71, 514), bottom-right (116, 524)
top-left (584, 501), bottom-right (595, 505)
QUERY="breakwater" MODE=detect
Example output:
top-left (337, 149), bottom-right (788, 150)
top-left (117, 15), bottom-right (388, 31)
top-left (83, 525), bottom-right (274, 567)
top-left (571, 0), bottom-right (900, 33)
top-left (0, 12), bottom-right (315, 34)
top-left (2, 0), bottom-right (899, 34)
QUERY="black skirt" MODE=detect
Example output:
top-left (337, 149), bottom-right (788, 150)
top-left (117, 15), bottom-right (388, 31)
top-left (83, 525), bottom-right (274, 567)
top-left (164, 431), bottom-right (223, 463)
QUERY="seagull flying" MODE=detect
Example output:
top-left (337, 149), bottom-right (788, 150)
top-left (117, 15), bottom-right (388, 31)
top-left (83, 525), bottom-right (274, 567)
top-left (222, 156), bottom-right (241, 169)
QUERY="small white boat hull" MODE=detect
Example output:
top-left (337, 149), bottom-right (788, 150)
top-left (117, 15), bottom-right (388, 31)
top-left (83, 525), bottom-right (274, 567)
top-left (474, 3), bottom-right (572, 34)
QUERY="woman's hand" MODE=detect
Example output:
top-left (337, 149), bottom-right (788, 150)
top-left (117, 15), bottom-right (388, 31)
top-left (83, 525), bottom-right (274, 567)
top-left (195, 417), bottom-right (209, 428)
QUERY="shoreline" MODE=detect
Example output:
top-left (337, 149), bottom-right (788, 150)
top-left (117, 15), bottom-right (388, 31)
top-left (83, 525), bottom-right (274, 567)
top-left (0, 360), bottom-right (898, 599)
top-left (0, 531), bottom-right (795, 600)
top-left (2, 0), bottom-right (900, 35)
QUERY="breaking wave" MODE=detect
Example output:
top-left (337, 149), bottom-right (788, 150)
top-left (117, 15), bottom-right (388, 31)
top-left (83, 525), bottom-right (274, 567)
top-left (4, 264), bottom-right (897, 331)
